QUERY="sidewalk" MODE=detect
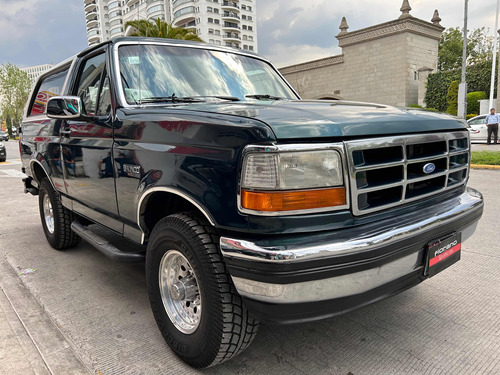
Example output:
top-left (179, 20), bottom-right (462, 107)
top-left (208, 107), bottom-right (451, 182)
top-left (0, 257), bottom-right (91, 375)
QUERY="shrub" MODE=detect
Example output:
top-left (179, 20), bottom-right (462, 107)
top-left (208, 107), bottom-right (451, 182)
top-left (467, 91), bottom-right (487, 114)
top-left (424, 59), bottom-right (497, 111)
top-left (466, 113), bottom-right (478, 120)
top-left (408, 104), bottom-right (422, 108)
top-left (446, 80), bottom-right (459, 115)
top-left (425, 108), bottom-right (439, 112)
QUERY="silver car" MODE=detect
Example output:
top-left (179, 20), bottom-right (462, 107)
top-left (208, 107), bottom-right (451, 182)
top-left (467, 115), bottom-right (494, 143)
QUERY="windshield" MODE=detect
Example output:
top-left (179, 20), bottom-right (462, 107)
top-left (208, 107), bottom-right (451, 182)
top-left (117, 44), bottom-right (297, 104)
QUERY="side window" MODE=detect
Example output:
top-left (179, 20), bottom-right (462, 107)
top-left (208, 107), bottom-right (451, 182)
top-left (76, 53), bottom-right (106, 116)
top-left (29, 66), bottom-right (70, 117)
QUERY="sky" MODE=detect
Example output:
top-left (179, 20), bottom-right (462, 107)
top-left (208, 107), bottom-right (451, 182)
top-left (0, 0), bottom-right (497, 69)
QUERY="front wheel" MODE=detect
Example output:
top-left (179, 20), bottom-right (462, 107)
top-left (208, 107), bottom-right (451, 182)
top-left (146, 213), bottom-right (259, 368)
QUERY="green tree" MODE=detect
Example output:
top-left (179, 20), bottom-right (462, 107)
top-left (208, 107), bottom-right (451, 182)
top-left (438, 27), bottom-right (494, 71)
top-left (124, 18), bottom-right (203, 42)
top-left (446, 80), bottom-right (459, 115)
top-left (466, 91), bottom-right (487, 115)
top-left (0, 63), bottom-right (32, 134)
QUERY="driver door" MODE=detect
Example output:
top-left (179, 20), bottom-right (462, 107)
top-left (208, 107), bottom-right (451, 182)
top-left (60, 49), bottom-right (121, 233)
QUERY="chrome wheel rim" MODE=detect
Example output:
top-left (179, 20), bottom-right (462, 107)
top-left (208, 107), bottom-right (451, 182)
top-left (159, 250), bottom-right (201, 334)
top-left (43, 193), bottom-right (55, 234)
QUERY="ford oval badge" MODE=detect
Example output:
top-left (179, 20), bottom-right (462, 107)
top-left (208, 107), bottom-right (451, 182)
top-left (423, 163), bottom-right (436, 174)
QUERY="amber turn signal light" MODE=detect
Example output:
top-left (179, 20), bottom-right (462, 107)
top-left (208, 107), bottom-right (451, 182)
top-left (241, 187), bottom-right (346, 212)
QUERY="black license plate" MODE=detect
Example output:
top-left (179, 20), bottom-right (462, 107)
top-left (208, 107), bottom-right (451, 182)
top-left (425, 233), bottom-right (461, 277)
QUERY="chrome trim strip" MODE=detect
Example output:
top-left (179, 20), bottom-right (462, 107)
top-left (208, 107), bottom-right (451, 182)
top-left (137, 187), bottom-right (216, 244)
top-left (29, 159), bottom-right (56, 191)
top-left (111, 41), bottom-right (301, 109)
top-left (346, 131), bottom-right (470, 216)
top-left (237, 143), bottom-right (350, 216)
top-left (220, 188), bottom-right (483, 263)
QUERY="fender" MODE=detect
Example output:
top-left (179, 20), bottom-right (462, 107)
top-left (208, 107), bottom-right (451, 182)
top-left (137, 186), bottom-right (216, 244)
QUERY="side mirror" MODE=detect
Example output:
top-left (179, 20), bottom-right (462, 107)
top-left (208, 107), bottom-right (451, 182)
top-left (46, 96), bottom-right (83, 119)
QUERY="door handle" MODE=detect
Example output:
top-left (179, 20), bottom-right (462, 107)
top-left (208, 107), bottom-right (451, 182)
top-left (60, 129), bottom-right (72, 137)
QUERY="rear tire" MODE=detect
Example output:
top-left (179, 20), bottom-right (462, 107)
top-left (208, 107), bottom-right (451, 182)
top-left (146, 213), bottom-right (259, 368)
top-left (39, 178), bottom-right (80, 250)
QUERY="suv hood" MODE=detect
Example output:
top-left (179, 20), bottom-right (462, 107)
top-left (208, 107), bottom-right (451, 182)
top-left (180, 100), bottom-right (467, 139)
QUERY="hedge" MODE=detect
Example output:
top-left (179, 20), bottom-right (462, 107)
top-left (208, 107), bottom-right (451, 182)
top-left (424, 59), bottom-right (497, 112)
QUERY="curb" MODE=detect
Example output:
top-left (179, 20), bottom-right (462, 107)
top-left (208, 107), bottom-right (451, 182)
top-left (470, 164), bottom-right (500, 170)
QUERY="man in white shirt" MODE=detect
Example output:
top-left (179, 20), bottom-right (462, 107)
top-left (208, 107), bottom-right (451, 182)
top-left (485, 108), bottom-right (499, 145)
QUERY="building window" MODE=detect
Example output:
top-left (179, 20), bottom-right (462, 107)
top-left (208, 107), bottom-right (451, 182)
top-left (207, 6), bottom-right (212, 12)
top-left (242, 15), bottom-right (246, 20)
top-left (248, 16), bottom-right (252, 21)
top-left (214, 19), bottom-right (220, 24)
top-left (208, 28), bottom-right (214, 34)
top-left (242, 25), bottom-right (247, 30)
top-left (214, 29), bottom-right (220, 35)
top-left (241, 4), bottom-right (246, 10)
top-left (248, 26), bottom-right (253, 31)
top-left (208, 17), bottom-right (213, 23)
top-left (242, 35), bottom-right (247, 40)
top-left (248, 6), bottom-right (252, 11)
top-left (249, 46), bottom-right (254, 51)
top-left (243, 45), bottom-right (248, 50)
top-left (214, 8), bottom-right (219, 13)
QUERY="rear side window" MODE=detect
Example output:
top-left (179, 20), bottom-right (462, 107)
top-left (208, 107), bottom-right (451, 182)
top-left (29, 67), bottom-right (70, 117)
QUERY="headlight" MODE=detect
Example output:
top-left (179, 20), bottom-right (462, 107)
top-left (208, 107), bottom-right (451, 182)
top-left (240, 147), bottom-right (348, 214)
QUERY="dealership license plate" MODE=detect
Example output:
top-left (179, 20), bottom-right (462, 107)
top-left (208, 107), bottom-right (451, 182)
top-left (425, 233), bottom-right (461, 277)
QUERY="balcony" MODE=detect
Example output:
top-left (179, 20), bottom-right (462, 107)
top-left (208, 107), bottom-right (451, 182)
top-left (146, 1), bottom-right (164, 20)
top-left (172, 6), bottom-right (196, 26)
top-left (85, 10), bottom-right (98, 20)
top-left (222, 12), bottom-right (240, 22)
top-left (223, 33), bottom-right (241, 42)
top-left (84, 0), bottom-right (94, 5)
top-left (222, 22), bottom-right (240, 32)
top-left (172, 0), bottom-right (194, 11)
top-left (85, 1), bottom-right (97, 12)
top-left (222, 1), bottom-right (239, 11)
top-left (86, 17), bottom-right (99, 28)
top-left (127, 0), bottom-right (139, 6)
top-left (87, 23), bottom-right (99, 32)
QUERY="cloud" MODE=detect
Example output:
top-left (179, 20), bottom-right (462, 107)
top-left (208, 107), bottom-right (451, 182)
top-left (0, 0), bottom-right (88, 67)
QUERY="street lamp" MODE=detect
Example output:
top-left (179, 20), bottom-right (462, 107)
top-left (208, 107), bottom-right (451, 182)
top-left (458, 0), bottom-right (468, 119)
top-left (490, 0), bottom-right (500, 110)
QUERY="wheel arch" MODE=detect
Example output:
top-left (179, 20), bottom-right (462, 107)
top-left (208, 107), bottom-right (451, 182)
top-left (138, 188), bottom-right (216, 242)
top-left (30, 159), bottom-right (56, 190)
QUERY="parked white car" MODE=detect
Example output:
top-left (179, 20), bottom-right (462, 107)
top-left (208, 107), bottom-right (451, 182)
top-left (467, 115), bottom-right (494, 143)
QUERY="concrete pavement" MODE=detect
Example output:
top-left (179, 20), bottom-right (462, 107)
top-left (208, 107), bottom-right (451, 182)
top-left (0, 139), bottom-right (499, 374)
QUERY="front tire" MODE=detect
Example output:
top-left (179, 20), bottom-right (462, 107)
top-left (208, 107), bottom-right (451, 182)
top-left (146, 213), bottom-right (259, 368)
top-left (39, 178), bottom-right (80, 250)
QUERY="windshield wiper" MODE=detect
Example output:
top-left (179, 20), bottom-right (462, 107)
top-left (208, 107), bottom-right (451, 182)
top-left (139, 94), bottom-right (204, 104)
top-left (184, 95), bottom-right (240, 102)
top-left (245, 94), bottom-right (285, 100)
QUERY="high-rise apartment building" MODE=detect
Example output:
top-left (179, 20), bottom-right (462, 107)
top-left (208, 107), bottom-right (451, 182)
top-left (84, 0), bottom-right (258, 52)
top-left (21, 64), bottom-right (54, 82)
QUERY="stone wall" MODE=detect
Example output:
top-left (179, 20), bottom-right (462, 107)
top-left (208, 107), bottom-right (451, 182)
top-left (280, 2), bottom-right (443, 107)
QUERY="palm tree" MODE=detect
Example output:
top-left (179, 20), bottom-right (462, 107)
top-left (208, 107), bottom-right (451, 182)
top-left (124, 18), bottom-right (204, 42)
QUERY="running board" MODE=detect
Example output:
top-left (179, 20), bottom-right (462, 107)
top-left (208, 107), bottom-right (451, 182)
top-left (71, 221), bottom-right (145, 263)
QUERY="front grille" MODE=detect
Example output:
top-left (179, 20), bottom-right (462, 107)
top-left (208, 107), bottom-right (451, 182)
top-left (345, 132), bottom-right (469, 215)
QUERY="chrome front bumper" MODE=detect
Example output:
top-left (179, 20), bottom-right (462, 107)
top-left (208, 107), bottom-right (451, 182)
top-left (220, 188), bottom-right (483, 306)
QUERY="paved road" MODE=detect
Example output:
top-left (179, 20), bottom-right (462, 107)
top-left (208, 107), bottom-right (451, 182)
top-left (1, 141), bottom-right (499, 375)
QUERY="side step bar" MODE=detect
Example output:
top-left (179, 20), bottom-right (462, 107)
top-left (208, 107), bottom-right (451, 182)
top-left (71, 221), bottom-right (145, 263)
